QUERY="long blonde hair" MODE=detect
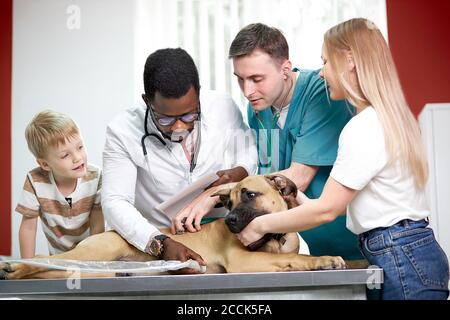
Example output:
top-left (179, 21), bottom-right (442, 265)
top-left (324, 18), bottom-right (428, 188)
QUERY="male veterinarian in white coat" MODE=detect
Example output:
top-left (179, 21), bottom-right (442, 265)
top-left (102, 48), bottom-right (257, 272)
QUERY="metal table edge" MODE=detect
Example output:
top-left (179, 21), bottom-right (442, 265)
top-left (0, 268), bottom-right (383, 296)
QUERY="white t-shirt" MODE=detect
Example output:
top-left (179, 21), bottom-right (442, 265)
top-left (276, 104), bottom-right (290, 129)
top-left (330, 107), bottom-right (430, 234)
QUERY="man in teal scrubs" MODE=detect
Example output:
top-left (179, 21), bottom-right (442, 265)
top-left (229, 23), bottom-right (362, 260)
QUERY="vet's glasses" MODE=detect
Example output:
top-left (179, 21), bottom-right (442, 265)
top-left (150, 105), bottom-right (201, 127)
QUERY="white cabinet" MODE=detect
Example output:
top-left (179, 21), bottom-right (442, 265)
top-left (419, 103), bottom-right (450, 260)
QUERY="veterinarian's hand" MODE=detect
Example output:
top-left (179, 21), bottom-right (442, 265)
top-left (236, 218), bottom-right (265, 247)
top-left (162, 238), bottom-right (207, 274)
top-left (206, 166), bottom-right (248, 189)
top-left (171, 186), bottom-right (221, 234)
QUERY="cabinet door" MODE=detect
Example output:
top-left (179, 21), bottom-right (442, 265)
top-left (420, 103), bottom-right (450, 260)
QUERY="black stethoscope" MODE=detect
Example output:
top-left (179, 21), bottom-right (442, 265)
top-left (140, 107), bottom-right (201, 173)
top-left (141, 107), bottom-right (167, 153)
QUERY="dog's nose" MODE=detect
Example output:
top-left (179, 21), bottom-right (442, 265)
top-left (225, 213), bottom-right (240, 233)
top-left (225, 213), bottom-right (237, 224)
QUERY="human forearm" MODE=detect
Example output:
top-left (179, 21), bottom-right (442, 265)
top-left (19, 217), bottom-right (37, 258)
top-left (102, 194), bottom-right (159, 252)
top-left (102, 150), bottom-right (158, 251)
top-left (258, 199), bottom-right (337, 234)
top-left (246, 178), bottom-right (355, 238)
top-left (89, 206), bottom-right (105, 235)
top-left (277, 163), bottom-right (318, 192)
top-left (102, 126), bottom-right (163, 251)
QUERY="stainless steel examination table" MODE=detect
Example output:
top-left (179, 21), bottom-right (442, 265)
top-left (0, 268), bottom-right (383, 299)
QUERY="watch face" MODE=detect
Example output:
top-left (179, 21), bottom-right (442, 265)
top-left (150, 239), bottom-right (163, 257)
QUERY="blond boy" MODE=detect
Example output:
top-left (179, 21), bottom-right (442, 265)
top-left (16, 110), bottom-right (104, 258)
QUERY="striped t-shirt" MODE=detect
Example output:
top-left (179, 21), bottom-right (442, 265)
top-left (16, 165), bottom-right (102, 255)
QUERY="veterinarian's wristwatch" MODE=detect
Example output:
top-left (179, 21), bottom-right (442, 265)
top-left (147, 234), bottom-right (170, 258)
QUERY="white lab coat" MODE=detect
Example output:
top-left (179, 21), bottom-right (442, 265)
top-left (102, 90), bottom-right (257, 251)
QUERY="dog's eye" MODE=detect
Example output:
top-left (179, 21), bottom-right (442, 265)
top-left (241, 188), bottom-right (259, 202)
top-left (246, 191), bottom-right (257, 199)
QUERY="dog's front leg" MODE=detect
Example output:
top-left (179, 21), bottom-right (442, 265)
top-left (225, 250), bottom-right (346, 273)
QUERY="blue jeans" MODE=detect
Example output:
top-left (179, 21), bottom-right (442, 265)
top-left (358, 219), bottom-right (449, 300)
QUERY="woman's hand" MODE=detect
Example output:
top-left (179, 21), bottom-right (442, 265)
top-left (236, 192), bottom-right (310, 246)
top-left (170, 186), bottom-right (221, 234)
top-left (236, 217), bottom-right (266, 247)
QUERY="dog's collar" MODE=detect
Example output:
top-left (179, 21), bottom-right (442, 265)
top-left (272, 233), bottom-right (287, 246)
top-left (247, 233), bottom-right (287, 251)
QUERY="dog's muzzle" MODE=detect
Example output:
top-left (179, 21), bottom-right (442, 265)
top-left (225, 205), bottom-right (268, 234)
top-left (225, 204), bottom-right (287, 251)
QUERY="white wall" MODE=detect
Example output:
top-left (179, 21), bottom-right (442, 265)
top-left (133, 0), bottom-right (387, 119)
top-left (11, 0), bottom-right (136, 257)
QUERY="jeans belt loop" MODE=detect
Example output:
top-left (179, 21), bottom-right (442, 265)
top-left (402, 219), bottom-right (409, 228)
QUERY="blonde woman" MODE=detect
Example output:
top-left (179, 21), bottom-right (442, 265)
top-left (236, 18), bottom-right (449, 300)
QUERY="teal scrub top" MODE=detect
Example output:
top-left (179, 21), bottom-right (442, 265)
top-left (247, 68), bottom-right (363, 260)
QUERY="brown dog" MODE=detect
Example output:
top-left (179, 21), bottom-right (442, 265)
top-left (0, 175), bottom-right (347, 280)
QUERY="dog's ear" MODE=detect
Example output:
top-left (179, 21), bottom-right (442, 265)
top-left (265, 174), bottom-right (299, 209)
top-left (265, 174), bottom-right (297, 197)
top-left (211, 182), bottom-right (238, 209)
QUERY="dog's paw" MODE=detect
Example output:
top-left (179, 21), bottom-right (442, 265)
top-left (0, 262), bottom-right (12, 280)
top-left (315, 256), bottom-right (347, 270)
top-left (0, 262), bottom-right (37, 280)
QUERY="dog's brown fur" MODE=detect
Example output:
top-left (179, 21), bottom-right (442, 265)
top-left (0, 175), bottom-right (349, 280)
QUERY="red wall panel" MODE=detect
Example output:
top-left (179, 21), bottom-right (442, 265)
top-left (0, 0), bottom-right (12, 256)
top-left (386, 0), bottom-right (450, 117)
